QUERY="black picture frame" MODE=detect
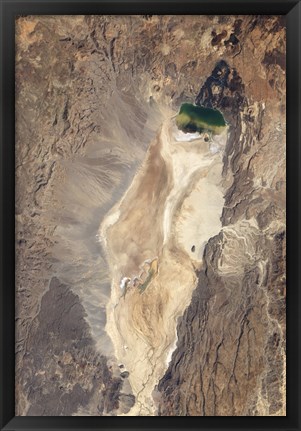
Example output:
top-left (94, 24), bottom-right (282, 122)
top-left (0, 0), bottom-right (300, 430)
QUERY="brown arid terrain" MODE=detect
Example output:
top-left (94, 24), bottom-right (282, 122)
top-left (15, 15), bottom-right (285, 416)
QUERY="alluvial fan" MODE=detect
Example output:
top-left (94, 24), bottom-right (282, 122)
top-left (15, 15), bottom-right (286, 416)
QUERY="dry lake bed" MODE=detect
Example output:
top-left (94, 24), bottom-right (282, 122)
top-left (15, 15), bottom-right (286, 416)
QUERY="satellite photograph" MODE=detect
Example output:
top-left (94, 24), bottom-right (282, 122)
top-left (15, 15), bottom-right (286, 416)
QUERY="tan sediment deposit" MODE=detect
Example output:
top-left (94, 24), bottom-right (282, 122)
top-left (15, 14), bottom-right (286, 416)
top-left (100, 115), bottom-right (227, 415)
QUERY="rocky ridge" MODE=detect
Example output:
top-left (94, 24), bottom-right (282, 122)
top-left (15, 15), bottom-right (285, 416)
top-left (158, 20), bottom-right (286, 416)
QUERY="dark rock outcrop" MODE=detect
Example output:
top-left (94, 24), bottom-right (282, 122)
top-left (15, 15), bottom-right (286, 416)
top-left (17, 277), bottom-right (134, 415)
top-left (158, 16), bottom-right (286, 416)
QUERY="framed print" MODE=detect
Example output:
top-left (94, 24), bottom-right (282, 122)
top-left (0, 0), bottom-right (300, 430)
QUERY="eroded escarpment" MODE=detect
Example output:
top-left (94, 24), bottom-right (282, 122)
top-left (158, 35), bottom-right (286, 416)
top-left (15, 15), bottom-right (285, 416)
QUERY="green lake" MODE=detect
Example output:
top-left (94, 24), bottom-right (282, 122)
top-left (176, 103), bottom-right (226, 135)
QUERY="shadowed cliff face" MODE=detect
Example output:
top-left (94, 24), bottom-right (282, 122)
top-left (16, 15), bottom-right (285, 416)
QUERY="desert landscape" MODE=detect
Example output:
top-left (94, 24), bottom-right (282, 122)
top-left (15, 15), bottom-right (286, 416)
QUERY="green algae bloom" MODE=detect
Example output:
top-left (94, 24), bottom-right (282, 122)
top-left (176, 103), bottom-right (226, 135)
